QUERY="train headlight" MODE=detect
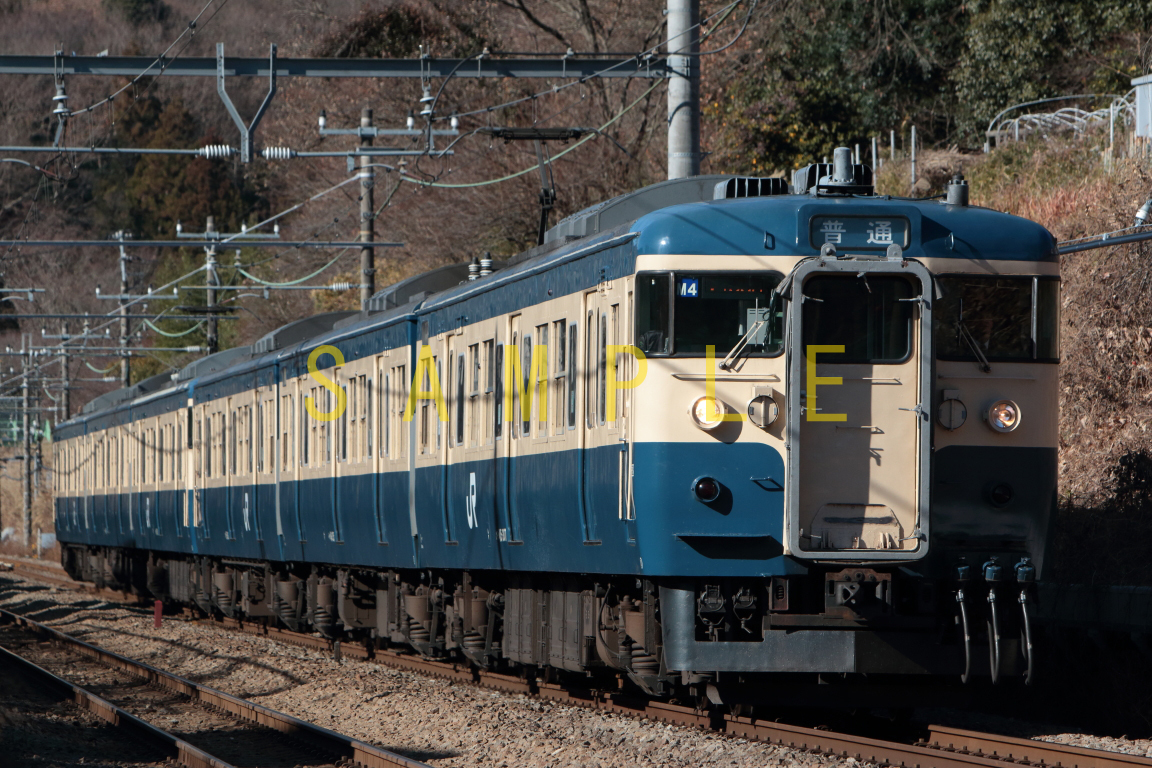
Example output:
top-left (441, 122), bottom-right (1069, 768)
top-left (689, 396), bottom-right (726, 430)
top-left (987, 400), bottom-right (1021, 433)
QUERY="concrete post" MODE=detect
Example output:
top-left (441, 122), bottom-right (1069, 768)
top-left (360, 107), bottom-right (375, 311)
top-left (205, 217), bottom-right (218, 355)
top-left (667, 0), bottom-right (700, 179)
top-left (117, 232), bottom-right (130, 387)
top-left (22, 337), bottom-right (30, 548)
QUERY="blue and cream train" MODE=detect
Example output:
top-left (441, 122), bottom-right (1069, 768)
top-left (54, 149), bottom-right (1058, 696)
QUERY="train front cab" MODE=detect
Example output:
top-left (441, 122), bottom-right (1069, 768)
top-left (632, 236), bottom-right (1057, 691)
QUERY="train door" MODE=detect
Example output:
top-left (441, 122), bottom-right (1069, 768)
top-left (330, 364), bottom-right (344, 543)
top-left (505, 314), bottom-right (523, 543)
top-left (443, 334), bottom-right (460, 544)
top-left (786, 258), bottom-right (933, 560)
top-left (581, 283), bottom-right (625, 543)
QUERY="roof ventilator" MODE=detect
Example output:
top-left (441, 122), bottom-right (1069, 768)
top-left (713, 176), bottom-right (791, 199)
top-left (792, 146), bottom-right (874, 196)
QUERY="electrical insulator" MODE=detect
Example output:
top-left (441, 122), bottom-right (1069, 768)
top-left (329, 282), bottom-right (352, 292)
top-left (52, 83), bottom-right (69, 116)
top-left (199, 145), bottom-right (235, 159)
top-left (261, 146), bottom-right (295, 160)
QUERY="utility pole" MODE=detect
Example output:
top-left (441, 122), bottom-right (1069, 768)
top-left (116, 231), bottom-right (131, 387)
top-left (205, 217), bottom-right (219, 355)
top-left (59, 324), bottom-right (69, 422)
top-left (21, 334), bottom-right (31, 549)
top-left (360, 107), bottom-right (376, 311)
top-left (667, 0), bottom-right (701, 179)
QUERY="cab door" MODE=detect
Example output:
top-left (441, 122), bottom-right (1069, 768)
top-left (785, 258), bottom-right (933, 560)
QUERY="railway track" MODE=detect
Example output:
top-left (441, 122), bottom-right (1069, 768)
top-left (0, 606), bottom-right (431, 768)
top-left (7, 560), bottom-right (1152, 768)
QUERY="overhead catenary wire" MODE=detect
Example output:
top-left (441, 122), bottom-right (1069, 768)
top-left (236, 247), bottom-right (355, 287)
top-left (401, 78), bottom-right (665, 189)
top-left (0, 171), bottom-right (370, 393)
top-left (67, 0), bottom-right (231, 117)
top-left (144, 318), bottom-right (204, 337)
top-left (426, 0), bottom-right (751, 125)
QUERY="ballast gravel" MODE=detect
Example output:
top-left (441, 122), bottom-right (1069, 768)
top-left (0, 570), bottom-right (855, 768)
top-left (4, 566), bottom-right (1151, 765)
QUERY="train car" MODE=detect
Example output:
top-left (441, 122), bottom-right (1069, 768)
top-left (53, 147), bottom-right (1057, 698)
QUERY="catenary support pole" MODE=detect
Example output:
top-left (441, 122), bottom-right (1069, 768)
top-left (206, 217), bottom-right (219, 355)
top-left (872, 136), bottom-right (879, 169)
top-left (117, 232), bottom-right (130, 387)
top-left (667, 0), bottom-right (700, 179)
top-left (59, 327), bottom-right (69, 422)
top-left (22, 336), bottom-right (30, 548)
top-left (890, 129), bottom-right (896, 163)
top-left (360, 108), bottom-right (375, 311)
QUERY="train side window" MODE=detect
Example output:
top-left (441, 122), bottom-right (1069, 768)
top-left (456, 352), bottom-right (466, 447)
top-left (553, 320), bottom-right (566, 434)
top-left (325, 389), bottom-right (332, 464)
top-left (396, 365), bottom-right (407, 458)
top-left (340, 385), bottom-right (349, 462)
top-left (469, 343), bottom-right (480, 448)
top-left (599, 313), bottom-right (607, 425)
top-left (585, 311), bottom-right (595, 429)
top-left (495, 344), bottom-right (504, 440)
top-left (436, 358), bottom-right (443, 450)
top-left (158, 428), bottom-right (165, 482)
top-left (536, 324), bottom-right (548, 436)
top-left (483, 340), bottom-right (494, 445)
top-left (610, 304), bottom-right (619, 425)
top-left (382, 373), bottom-right (390, 457)
top-left (351, 378), bottom-right (359, 461)
top-left (205, 415), bottom-right (212, 478)
top-left (258, 403), bottom-right (265, 473)
top-left (230, 410), bottom-right (237, 476)
top-left (366, 376), bottom-right (372, 457)
top-left (568, 323), bottom-right (577, 429)
top-left (521, 334), bottom-right (533, 437)
top-left (312, 388), bottom-right (320, 465)
top-left (420, 364), bottom-right (430, 454)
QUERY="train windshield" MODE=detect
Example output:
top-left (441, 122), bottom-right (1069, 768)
top-left (636, 272), bottom-right (784, 356)
top-left (935, 276), bottom-right (1059, 362)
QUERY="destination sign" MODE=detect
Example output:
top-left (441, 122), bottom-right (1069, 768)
top-left (809, 216), bottom-right (910, 250)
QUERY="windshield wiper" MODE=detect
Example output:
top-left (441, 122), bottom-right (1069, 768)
top-left (719, 319), bottom-right (768, 371)
top-left (955, 319), bottom-right (992, 373)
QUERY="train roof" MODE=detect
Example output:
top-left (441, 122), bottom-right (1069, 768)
top-left (62, 172), bottom-right (1056, 432)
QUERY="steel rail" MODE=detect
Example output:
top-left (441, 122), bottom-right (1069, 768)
top-left (0, 607), bottom-right (433, 768)
top-left (205, 617), bottom-right (1145, 768)
top-left (0, 635), bottom-right (238, 768)
top-left (924, 725), bottom-right (1152, 768)
top-left (13, 564), bottom-right (1152, 768)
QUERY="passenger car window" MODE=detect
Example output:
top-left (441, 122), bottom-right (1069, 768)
top-left (636, 271), bottom-right (783, 356)
top-left (935, 276), bottom-right (1059, 362)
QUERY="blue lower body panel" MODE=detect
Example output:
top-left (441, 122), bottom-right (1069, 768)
top-left (56, 441), bottom-right (793, 579)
